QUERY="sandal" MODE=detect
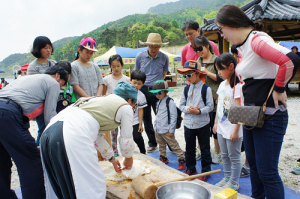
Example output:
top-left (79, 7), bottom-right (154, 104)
top-left (240, 165), bottom-right (250, 178)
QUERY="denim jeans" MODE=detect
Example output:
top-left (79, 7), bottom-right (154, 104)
top-left (0, 102), bottom-right (45, 199)
top-left (36, 113), bottom-right (46, 146)
top-left (217, 134), bottom-right (242, 185)
top-left (184, 124), bottom-right (212, 173)
top-left (243, 110), bottom-right (288, 199)
top-left (140, 86), bottom-right (158, 147)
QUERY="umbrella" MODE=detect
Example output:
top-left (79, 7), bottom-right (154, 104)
top-left (0, 69), bottom-right (5, 73)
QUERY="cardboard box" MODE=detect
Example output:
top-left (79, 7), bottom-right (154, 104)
top-left (214, 188), bottom-right (237, 199)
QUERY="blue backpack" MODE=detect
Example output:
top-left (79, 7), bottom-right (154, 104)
top-left (183, 84), bottom-right (209, 105)
top-left (156, 97), bottom-right (183, 129)
top-left (166, 97), bottom-right (183, 129)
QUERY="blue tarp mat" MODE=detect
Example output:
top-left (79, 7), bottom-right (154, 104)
top-left (15, 149), bottom-right (300, 198)
top-left (147, 149), bottom-right (300, 199)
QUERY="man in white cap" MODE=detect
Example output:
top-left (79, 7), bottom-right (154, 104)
top-left (135, 33), bottom-right (169, 153)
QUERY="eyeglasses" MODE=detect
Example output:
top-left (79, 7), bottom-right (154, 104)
top-left (183, 72), bottom-right (196, 78)
top-left (153, 91), bottom-right (163, 95)
top-left (193, 46), bottom-right (204, 53)
top-left (216, 24), bottom-right (224, 34)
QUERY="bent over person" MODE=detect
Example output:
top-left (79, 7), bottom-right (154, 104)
top-left (0, 65), bottom-right (68, 199)
top-left (40, 81), bottom-right (137, 199)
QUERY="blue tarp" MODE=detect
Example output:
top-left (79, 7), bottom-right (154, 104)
top-left (279, 41), bottom-right (300, 50)
top-left (147, 149), bottom-right (300, 199)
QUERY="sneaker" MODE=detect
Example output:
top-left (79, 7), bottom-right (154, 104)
top-left (147, 146), bottom-right (157, 153)
top-left (196, 148), bottom-right (201, 160)
top-left (215, 177), bottom-right (230, 187)
top-left (223, 181), bottom-right (239, 191)
top-left (291, 162), bottom-right (300, 175)
top-left (183, 169), bottom-right (197, 176)
top-left (197, 176), bottom-right (208, 182)
top-left (159, 156), bottom-right (169, 164)
top-left (212, 152), bottom-right (222, 164)
top-left (178, 160), bottom-right (186, 170)
top-left (240, 164), bottom-right (250, 178)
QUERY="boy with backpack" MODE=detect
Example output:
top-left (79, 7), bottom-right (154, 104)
top-left (149, 80), bottom-right (186, 170)
top-left (178, 60), bottom-right (213, 181)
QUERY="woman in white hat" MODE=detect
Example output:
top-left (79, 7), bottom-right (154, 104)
top-left (40, 81), bottom-right (137, 199)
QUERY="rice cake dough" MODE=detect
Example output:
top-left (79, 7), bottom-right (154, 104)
top-left (103, 160), bottom-right (150, 181)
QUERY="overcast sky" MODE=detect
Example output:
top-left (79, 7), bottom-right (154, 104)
top-left (0, 0), bottom-right (178, 62)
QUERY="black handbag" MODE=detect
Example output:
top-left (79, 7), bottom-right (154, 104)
top-left (228, 78), bottom-right (275, 130)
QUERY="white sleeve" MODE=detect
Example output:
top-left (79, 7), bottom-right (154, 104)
top-left (234, 83), bottom-right (241, 99)
top-left (115, 104), bottom-right (135, 158)
top-left (94, 133), bottom-right (114, 160)
top-left (137, 92), bottom-right (147, 108)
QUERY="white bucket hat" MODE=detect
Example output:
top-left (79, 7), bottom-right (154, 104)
top-left (139, 33), bottom-right (169, 46)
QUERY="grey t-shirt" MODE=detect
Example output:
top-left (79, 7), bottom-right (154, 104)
top-left (27, 59), bottom-right (57, 75)
top-left (0, 74), bottom-right (60, 126)
top-left (69, 60), bottom-right (104, 99)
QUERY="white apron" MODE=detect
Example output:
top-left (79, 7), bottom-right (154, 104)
top-left (42, 106), bottom-right (106, 199)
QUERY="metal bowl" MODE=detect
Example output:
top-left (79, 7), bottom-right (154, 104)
top-left (156, 181), bottom-right (211, 199)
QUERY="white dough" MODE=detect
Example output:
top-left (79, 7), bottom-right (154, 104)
top-left (103, 160), bottom-right (150, 181)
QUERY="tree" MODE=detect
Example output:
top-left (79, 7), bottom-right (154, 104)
top-left (128, 23), bottom-right (148, 48)
top-left (172, 20), bottom-right (179, 28)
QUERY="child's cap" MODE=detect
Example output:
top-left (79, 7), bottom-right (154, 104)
top-left (149, 80), bottom-right (174, 94)
top-left (113, 81), bottom-right (137, 103)
top-left (80, 37), bottom-right (98, 52)
top-left (177, 60), bottom-right (206, 78)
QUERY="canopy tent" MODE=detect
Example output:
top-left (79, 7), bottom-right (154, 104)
top-left (94, 46), bottom-right (177, 66)
top-left (0, 69), bottom-right (5, 73)
top-left (20, 63), bottom-right (29, 71)
top-left (279, 41), bottom-right (300, 51)
top-left (174, 52), bottom-right (181, 62)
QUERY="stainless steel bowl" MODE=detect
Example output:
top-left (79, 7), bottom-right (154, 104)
top-left (156, 181), bottom-right (211, 199)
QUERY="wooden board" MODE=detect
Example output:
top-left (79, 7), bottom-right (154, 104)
top-left (100, 152), bottom-right (252, 199)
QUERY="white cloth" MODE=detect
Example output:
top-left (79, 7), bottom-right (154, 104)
top-left (216, 81), bottom-right (243, 139)
top-left (132, 90), bottom-right (147, 125)
top-left (103, 74), bottom-right (130, 94)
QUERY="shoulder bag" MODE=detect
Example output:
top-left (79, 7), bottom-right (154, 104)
top-left (228, 77), bottom-right (276, 130)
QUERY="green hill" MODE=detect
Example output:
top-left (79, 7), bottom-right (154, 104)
top-left (147, 0), bottom-right (247, 14)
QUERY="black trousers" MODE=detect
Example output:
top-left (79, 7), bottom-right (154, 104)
top-left (184, 124), bottom-right (212, 173)
top-left (40, 121), bottom-right (76, 199)
top-left (140, 86), bottom-right (158, 147)
top-left (0, 102), bottom-right (45, 199)
top-left (132, 124), bottom-right (146, 154)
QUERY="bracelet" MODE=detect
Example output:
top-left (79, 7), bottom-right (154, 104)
top-left (108, 156), bottom-right (115, 163)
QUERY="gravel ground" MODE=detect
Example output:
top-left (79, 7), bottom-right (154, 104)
top-left (11, 84), bottom-right (300, 194)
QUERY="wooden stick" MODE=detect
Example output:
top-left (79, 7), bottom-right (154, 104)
top-left (155, 169), bottom-right (221, 187)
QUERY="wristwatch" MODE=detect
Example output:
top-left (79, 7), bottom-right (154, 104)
top-left (108, 156), bottom-right (115, 163)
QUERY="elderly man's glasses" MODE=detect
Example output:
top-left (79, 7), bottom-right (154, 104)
top-left (183, 72), bottom-right (196, 78)
top-left (153, 91), bottom-right (163, 95)
top-left (216, 24), bottom-right (224, 34)
top-left (193, 46), bottom-right (204, 53)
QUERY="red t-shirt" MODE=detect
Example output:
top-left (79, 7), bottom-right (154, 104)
top-left (181, 41), bottom-right (220, 66)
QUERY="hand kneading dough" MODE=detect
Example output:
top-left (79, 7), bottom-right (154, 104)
top-left (103, 160), bottom-right (150, 181)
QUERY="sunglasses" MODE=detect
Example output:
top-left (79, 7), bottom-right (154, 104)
top-left (216, 24), bottom-right (224, 34)
top-left (153, 91), bottom-right (163, 95)
top-left (183, 72), bottom-right (196, 78)
top-left (193, 46), bottom-right (204, 53)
